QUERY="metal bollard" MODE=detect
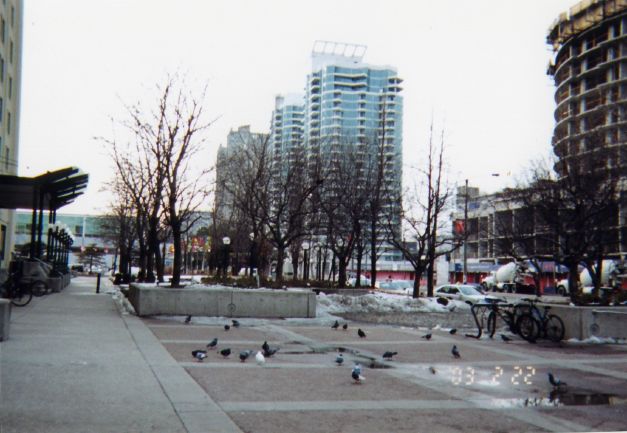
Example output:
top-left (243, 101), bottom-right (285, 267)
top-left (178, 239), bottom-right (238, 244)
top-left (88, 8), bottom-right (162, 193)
top-left (96, 273), bottom-right (101, 294)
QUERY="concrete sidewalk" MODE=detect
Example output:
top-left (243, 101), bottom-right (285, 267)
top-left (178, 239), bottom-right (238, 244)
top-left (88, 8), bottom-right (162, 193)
top-left (0, 276), bottom-right (240, 433)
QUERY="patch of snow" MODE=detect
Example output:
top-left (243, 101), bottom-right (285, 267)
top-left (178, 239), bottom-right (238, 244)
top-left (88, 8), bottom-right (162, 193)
top-left (566, 336), bottom-right (626, 345)
top-left (315, 292), bottom-right (469, 316)
top-left (108, 285), bottom-right (136, 315)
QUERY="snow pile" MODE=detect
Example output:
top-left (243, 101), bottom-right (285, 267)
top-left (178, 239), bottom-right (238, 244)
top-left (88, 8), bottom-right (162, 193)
top-left (316, 291), bottom-right (469, 315)
top-left (567, 336), bottom-right (626, 345)
top-left (107, 285), bottom-right (136, 315)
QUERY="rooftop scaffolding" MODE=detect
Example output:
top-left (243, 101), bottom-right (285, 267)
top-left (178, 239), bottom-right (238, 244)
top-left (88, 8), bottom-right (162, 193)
top-left (312, 40), bottom-right (367, 62)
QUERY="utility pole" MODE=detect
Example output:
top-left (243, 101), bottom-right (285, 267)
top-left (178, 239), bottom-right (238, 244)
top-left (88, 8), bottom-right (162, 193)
top-left (463, 179), bottom-right (468, 284)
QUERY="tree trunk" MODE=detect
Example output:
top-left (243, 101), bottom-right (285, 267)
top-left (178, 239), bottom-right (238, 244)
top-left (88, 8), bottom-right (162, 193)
top-left (370, 224), bottom-right (377, 287)
top-left (567, 259), bottom-right (579, 302)
top-left (355, 243), bottom-right (363, 288)
top-left (291, 253), bottom-right (299, 281)
top-left (413, 273), bottom-right (420, 298)
top-left (276, 246), bottom-right (285, 282)
top-left (426, 260), bottom-right (435, 298)
top-left (171, 226), bottom-right (182, 287)
top-left (338, 254), bottom-right (348, 288)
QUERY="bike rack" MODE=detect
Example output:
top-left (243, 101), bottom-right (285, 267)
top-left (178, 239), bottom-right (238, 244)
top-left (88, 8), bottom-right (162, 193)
top-left (467, 301), bottom-right (514, 339)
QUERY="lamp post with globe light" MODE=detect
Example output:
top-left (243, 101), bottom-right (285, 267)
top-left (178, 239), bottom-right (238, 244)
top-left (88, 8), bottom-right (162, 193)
top-left (222, 236), bottom-right (231, 278)
top-left (302, 242), bottom-right (310, 281)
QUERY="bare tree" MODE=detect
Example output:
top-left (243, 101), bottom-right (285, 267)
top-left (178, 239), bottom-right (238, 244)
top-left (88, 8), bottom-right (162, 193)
top-left (317, 140), bottom-right (371, 287)
top-left (387, 125), bottom-right (458, 297)
top-left (504, 154), bottom-right (620, 299)
top-left (104, 75), bottom-right (213, 287)
top-left (258, 145), bottom-right (321, 282)
top-left (217, 133), bottom-right (273, 277)
top-left (154, 79), bottom-right (213, 287)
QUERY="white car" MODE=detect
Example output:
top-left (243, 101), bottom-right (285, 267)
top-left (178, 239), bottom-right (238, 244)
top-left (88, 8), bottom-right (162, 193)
top-left (377, 280), bottom-right (414, 295)
top-left (347, 276), bottom-right (371, 287)
top-left (435, 284), bottom-right (502, 305)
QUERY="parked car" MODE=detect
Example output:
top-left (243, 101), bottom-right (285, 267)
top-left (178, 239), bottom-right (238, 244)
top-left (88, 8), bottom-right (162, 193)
top-left (435, 284), bottom-right (503, 305)
top-left (377, 280), bottom-right (413, 295)
top-left (347, 275), bottom-right (371, 287)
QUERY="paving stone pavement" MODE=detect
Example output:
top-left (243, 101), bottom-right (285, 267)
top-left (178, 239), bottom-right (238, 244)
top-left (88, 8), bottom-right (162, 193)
top-left (2, 276), bottom-right (626, 433)
top-left (147, 315), bottom-right (627, 433)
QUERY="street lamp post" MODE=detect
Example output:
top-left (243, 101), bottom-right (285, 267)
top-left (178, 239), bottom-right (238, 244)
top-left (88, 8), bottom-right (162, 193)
top-left (463, 179), bottom-right (468, 284)
top-left (248, 232), bottom-right (255, 277)
top-left (222, 236), bottom-right (231, 278)
top-left (302, 242), bottom-right (310, 281)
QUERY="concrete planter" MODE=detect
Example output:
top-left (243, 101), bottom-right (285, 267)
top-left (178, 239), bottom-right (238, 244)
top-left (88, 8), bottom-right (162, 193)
top-left (548, 304), bottom-right (627, 340)
top-left (0, 299), bottom-right (10, 341)
top-left (128, 284), bottom-right (317, 318)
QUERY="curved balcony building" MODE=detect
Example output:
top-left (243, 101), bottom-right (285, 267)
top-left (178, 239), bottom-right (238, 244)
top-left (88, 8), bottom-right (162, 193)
top-left (547, 0), bottom-right (627, 256)
top-left (547, 0), bottom-right (626, 174)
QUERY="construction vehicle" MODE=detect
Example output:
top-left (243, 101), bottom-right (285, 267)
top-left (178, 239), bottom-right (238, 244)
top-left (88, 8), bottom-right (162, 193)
top-left (480, 262), bottom-right (535, 293)
top-left (556, 260), bottom-right (619, 296)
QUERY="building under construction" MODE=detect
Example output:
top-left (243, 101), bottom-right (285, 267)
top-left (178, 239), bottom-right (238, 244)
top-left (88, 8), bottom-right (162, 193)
top-left (547, 0), bottom-right (626, 259)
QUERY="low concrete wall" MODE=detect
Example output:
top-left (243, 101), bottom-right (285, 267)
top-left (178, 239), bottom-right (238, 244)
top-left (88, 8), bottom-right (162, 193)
top-left (0, 299), bottom-right (11, 341)
top-left (548, 305), bottom-right (627, 340)
top-left (128, 284), bottom-right (317, 318)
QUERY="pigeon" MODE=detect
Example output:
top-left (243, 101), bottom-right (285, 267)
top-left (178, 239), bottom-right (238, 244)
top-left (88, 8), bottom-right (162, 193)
top-left (357, 328), bottom-right (366, 338)
top-left (220, 348), bottom-right (231, 358)
top-left (239, 350), bottom-right (252, 362)
top-left (262, 341), bottom-right (270, 352)
top-left (351, 364), bottom-right (365, 383)
top-left (451, 345), bottom-right (461, 359)
top-left (342, 323), bottom-right (348, 331)
top-left (263, 347), bottom-right (279, 358)
top-left (185, 315), bottom-right (192, 324)
top-left (191, 349), bottom-right (207, 362)
top-left (382, 351), bottom-right (398, 360)
top-left (449, 328), bottom-right (457, 335)
top-left (429, 366), bottom-right (437, 375)
top-left (224, 324), bottom-right (230, 331)
top-left (500, 334), bottom-right (512, 343)
top-left (232, 320), bottom-right (240, 328)
top-left (335, 354), bottom-right (344, 366)
top-left (255, 351), bottom-right (265, 366)
top-left (548, 372), bottom-right (567, 389)
top-left (422, 333), bottom-right (432, 340)
top-left (332, 320), bottom-right (339, 330)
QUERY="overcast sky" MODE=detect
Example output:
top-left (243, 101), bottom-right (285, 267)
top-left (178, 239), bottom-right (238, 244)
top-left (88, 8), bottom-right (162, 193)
top-left (18, 0), bottom-right (576, 214)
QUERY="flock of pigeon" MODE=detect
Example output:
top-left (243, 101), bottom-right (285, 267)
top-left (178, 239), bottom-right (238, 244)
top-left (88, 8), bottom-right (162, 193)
top-left (186, 316), bottom-right (567, 389)
top-left (190, 319), bottom-right (278, 367)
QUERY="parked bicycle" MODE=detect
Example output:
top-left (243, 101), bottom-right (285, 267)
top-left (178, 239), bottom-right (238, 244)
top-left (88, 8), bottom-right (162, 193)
top-left (514, 298), bottom-right (565, 343)
top-left (0, 270), bottom-right (33, 307)
top-left (485, 299), bottom-right (519, 337)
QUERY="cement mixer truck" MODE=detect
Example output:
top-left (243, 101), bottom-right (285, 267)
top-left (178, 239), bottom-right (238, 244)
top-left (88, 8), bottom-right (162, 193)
top-left (480, 262), bottom-right (535, 293)
top-left (556, 260), bottom-right (618, 296)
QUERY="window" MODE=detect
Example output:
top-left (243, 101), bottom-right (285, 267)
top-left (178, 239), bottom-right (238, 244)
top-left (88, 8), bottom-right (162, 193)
top-left (8, 76), bottom-right (11, 99)
top-left (9, 40), bottom-right (13, 63)
top-left (0, 97), bottom-right (3, 120)
top-left (74, 225), bottom-right (83, 236)
top-left (4, 146), bottom-right (8, 169)
top-left (10, 5), bottom-right (14, 27)
top-left (0, 56), bottom-right (4, 81)
top-left (7, 111), bottom-right (10, 135)
top-left (0, 17), bottom-right (4, 43)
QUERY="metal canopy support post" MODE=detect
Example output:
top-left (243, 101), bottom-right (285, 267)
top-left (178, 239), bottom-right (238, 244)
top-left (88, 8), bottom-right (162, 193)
top-left (29, 187), bottom-right (38, 259)
top-left (36, 190), bottom-right (45, 259)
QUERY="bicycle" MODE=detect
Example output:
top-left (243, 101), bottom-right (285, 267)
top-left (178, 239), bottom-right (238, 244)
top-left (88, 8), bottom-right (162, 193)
top-left (515, 298), bottom-right (565, 343)
top-left (485, 299), bottom-right (516, 337)
top-left (0, 270), bottom-right (34, 307)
